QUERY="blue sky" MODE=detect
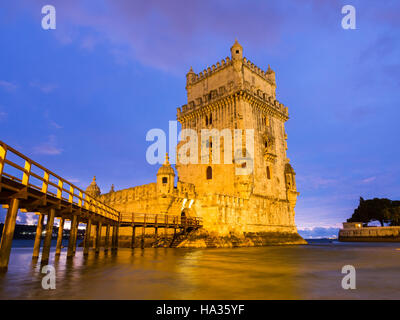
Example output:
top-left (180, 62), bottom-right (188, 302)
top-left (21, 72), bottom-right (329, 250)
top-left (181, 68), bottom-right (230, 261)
top-left (1, 1), bottom-right (399, 236)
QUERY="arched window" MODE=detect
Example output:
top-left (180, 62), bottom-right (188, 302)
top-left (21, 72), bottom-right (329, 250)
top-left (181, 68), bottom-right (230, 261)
top-left (205, 116), bottom-right (208, 126)
top-left (264, 141), bottom-right (268, 148)
top-left (162, 177), bottom-right (168, 184)
top-left (209, 113), bottom-right (212, 125)
top-left (266, 166), bottom-right (271, 180)
top-left (206, 166), bottom-right (212, 180)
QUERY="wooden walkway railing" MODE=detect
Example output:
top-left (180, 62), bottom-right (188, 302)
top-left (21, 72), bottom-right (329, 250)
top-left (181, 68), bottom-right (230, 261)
top-left (120, 213), bottom-right (202, 228)
top-left (0, 140), bottom-right (121, 272)
top-left (0, 140), bottom-right (119, 221)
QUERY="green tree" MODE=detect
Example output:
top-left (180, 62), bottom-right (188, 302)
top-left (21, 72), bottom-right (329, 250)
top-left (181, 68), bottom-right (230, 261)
top-left (347, 197), bottom-right (397, 226)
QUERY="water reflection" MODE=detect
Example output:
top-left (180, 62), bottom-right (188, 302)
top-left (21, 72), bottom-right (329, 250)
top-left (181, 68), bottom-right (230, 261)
top-left (0, 242), bottom-right (400, 299)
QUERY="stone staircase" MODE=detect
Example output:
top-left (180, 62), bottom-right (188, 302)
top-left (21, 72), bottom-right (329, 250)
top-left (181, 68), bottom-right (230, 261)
top-left (169, 228), bottom-right (199, 248)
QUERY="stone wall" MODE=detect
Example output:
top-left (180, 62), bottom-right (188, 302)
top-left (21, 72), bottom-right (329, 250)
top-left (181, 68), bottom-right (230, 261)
top-left (339, 226), bottom-right (400, 242)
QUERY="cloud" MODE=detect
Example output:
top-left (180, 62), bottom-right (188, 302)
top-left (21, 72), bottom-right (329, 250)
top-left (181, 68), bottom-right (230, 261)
top-left (297, 174), bottom-right (338, 190)
top-left (29, 81), bottom-right (58, 93)
top-left (0, 80), bottom-right (17, 92)
top-left (32, 135), bottom-right (63, 155)
top-left (16, 0), bottom-right (296, 73)
top-left (298, 226), bottom-right (340, 239)
top-left (362, 176), bottom-right (376, 184)
top-left (16, 212), bottom-right (38, 225)
top-left (43, 111), bottom-right (63, 129)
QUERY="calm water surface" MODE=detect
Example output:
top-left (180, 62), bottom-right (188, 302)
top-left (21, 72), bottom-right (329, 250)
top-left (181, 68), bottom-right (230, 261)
top-left (0, 240), bottom-right (399, 299)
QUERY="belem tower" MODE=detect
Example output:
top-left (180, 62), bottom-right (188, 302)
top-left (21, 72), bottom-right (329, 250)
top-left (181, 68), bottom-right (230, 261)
top-left (86, 40), bottom-right (306, 247)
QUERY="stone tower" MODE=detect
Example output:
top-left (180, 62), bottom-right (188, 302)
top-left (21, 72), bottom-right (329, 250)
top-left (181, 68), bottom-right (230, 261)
top-left (176, 40), bottom-right (305, 244)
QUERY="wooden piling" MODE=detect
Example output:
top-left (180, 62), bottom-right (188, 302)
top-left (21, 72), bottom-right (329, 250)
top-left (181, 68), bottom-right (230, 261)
top-left (0, 198), bottom-right (20, 272)
top-left (67, 215), bottom-right (78, 258)
top-left (32, 213), bottom-right (44, 259)
top-left (111, 225), bottom-right (117, 250)
top-left (131, 225), bottom-right (136, 249)
top-left (55, 217), bottom-right (64, 256)
top-left (104, 224), bottom-right (110, 252)
top-left (95, 221), bottom-right (102, 254)
top-left (41, 208), bottom-right (55, 263)
top-left (83, 219), bottom-right (92, 256)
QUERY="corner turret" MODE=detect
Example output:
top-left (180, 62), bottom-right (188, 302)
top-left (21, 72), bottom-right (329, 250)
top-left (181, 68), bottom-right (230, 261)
top-left (266, 64), bottom-right (276, 84)
top-left (86, 176), bottom-right (101, 198)
top-left (230, 39), bottom-right (243, 60)
top-left (157, 153), bottom-right (175, 195)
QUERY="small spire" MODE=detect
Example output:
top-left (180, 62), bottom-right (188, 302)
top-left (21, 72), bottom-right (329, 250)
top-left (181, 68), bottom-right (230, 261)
top-left (232, 38), bottom-right (242, 47)
top-left (92, 176), bottom-right (96, 183)
top-left (164, 152), bottom-right (170, 165)
top-left (189, 66), bottom-right (194, 73)
top-left (110, 184), bottom-right (115, 192)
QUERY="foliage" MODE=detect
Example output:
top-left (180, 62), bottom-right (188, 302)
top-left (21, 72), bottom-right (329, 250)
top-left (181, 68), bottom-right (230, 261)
top-left (347, 197), bottom-right (400, 226)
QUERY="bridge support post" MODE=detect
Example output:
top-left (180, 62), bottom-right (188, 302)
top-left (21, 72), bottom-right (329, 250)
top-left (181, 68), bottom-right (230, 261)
top-left (95, 221), bottom-right (102, 254)
top-left (153, 214), bottom-right (158, 247)
top-left (32, 213), bottom-right (44, 259)
top-left (83, 219), bottom-right (92, 256)
top-left (72, 218), bottom-right (79, 256)
top-left (141, 227), bottom-right (145, 249)
top-left (104, 224), bottom-right (110, 252)
top-left (0, 198), bottom-right (20, 272)
top-left (41, 208), bottom-right (56, 263)
top-left (115, 224), bottom-right (119, 250)
top-left (164, 223), bottom-right (167, 245)
top-left (111, 225), bottom-right (115, 250)
top-left (131, 225), bottom-right (135, 249)
top-left (55, 217), bottom-right (65, 256)
top-left (67, 215), bottom-right (78, 258)
top-left (111, 225), bottom-right (118, 251)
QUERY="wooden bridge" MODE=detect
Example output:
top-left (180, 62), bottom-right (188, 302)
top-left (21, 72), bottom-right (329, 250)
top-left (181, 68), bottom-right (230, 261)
top-left (120, 213), bottom-right (202, 248)
top-left (0, 141), bottom-right (202, 272)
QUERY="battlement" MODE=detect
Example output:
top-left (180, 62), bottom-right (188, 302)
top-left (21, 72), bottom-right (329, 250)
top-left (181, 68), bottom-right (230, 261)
top-left (184, 41), bottom-right (278, 115)
top-left (186, 56), bottom-right (232, 84)
top-left (99, 180), bottom-right (196, 205)
top-left (187, 56), bottom-right (275, 87)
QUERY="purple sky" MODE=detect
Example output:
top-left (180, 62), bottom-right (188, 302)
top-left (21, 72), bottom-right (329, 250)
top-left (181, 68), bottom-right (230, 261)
top-left (1, 1), bottom-right (399, 236)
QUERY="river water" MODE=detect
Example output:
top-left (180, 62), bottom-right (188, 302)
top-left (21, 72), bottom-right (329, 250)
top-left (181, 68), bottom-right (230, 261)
top-left (0, 240), bottom-right (399, 299)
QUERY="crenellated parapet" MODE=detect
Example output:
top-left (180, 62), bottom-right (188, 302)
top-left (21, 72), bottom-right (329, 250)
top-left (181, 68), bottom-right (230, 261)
top-left (99, 183), bottom-right (158, 205)
top-left (186, 57), bottom-right (275, 88)
top-left (186, 56), bottom-right (233, 87)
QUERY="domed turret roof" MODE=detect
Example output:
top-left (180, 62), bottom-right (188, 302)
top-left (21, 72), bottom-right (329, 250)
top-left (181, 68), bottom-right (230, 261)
top-left (86, 176), bottom-right (101, 198)
top-left (157, 153), bottom-right (175, 177)
top-left (231, 39), bottom-right (243, 50)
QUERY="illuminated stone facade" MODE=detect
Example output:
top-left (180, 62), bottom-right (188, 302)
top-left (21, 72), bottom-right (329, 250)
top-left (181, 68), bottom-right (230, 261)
top-left (89, 41), bottom-right (306, 247)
